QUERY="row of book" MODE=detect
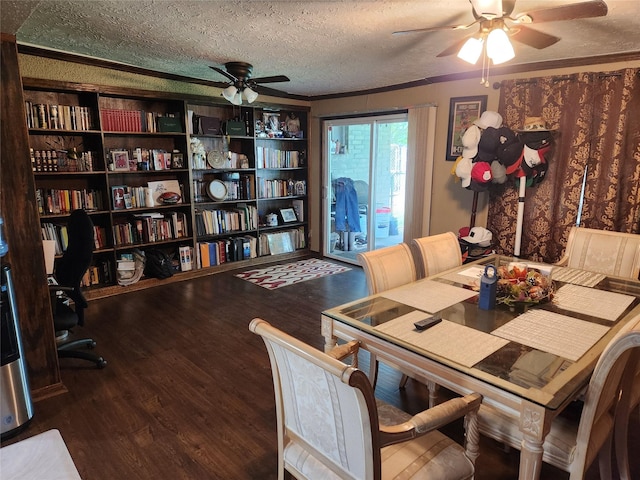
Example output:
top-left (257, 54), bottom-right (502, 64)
top-left (100, 109), bottom-right (182, 133)
top-left (217, 173), bottom-right (255, 201)
top-left (194, 203), bottom-right (258, 237)
top-left (81, 260), bottom-right (114, 288)
top-left (31, 149), bottom-right (96, 173)
top-left (36, 188), bottom-right (104, 216)
top-left (257, 179), bottom-right (306, 199)
top-left (25, 102), bottom-right (93, 131)
top-left (256, 148), bottom-right (301, 169)
top-left (111, 185), bottom-right (148, 210)
top-left (259, 227), bottom-right (306, 255)
top-left (42, 222), bottom-right (107, 254)
top-left (112, 211), bottom-right (188, 246)
top-left (197, 235), bottom-right (257, 268)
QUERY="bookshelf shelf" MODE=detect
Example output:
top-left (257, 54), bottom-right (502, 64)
top-left (24, 78), bottom-right (309, 297)
top-left (29, 128), bottom-right (102, 134)
top-left (34, 171), bottom-right (105, 177)
top-left (103, 131), bottom-right (186, 137)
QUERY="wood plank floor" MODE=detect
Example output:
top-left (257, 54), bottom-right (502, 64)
top-left (2, 257), bottom-right (638, 479)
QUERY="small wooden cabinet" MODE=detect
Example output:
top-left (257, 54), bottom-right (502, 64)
top-left (23, 78), bottom-right (309, 297)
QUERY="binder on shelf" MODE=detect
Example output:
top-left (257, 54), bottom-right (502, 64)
top-left (157, 116), bottom-right (182, 133)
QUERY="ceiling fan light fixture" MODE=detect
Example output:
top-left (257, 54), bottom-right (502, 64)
top-left (458, 37), bottom-right (484, 64)
top-left (231, 91), bottom-right (243, 106)
top-left (243, 86), bottom-right (258, 104)
top-left (486, 27), bottom-right (514, 64)
top-left (222, 84), bottom-right (238, 103)
top-left (470, 0), bottom-right (503, 19)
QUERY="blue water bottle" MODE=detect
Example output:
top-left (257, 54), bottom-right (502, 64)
top-left (479, 265), bottom-right (497, 310)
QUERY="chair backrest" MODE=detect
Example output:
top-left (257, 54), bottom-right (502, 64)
top-left (249, 318), bottom-right (381, 480)
top-left (55, 209), bottom-right (94, 324)
top-left (357, 243), bottom-right (417, 295)
top-left (353, 180), bottom-right (368, 205)
top-left (558, 227), bottom-right (640, 279)
top-left (569, 314), bottom-right (640, 479)
top-left (412, 232), bottom-right (462, 278)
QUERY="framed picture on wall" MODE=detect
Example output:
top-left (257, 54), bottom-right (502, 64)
top-left (446, 95), bottom-right (487, 160)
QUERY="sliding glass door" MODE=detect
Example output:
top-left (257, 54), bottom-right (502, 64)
top-left (323, 114), bottom-right (408, 264)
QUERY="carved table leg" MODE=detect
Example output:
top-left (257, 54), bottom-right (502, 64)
top-left (517, 401), bottom-right (550, 480)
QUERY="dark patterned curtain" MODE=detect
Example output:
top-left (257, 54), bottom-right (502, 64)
top-left (487, 68), bottom-right (640, 263)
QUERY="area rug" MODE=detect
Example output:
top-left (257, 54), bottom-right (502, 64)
top-left (235, 258), bottom-right (351, 290)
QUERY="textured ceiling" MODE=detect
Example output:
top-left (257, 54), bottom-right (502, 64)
top-left (2, 1), bottom-right (640, 98)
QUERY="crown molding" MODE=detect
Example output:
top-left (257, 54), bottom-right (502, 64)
top-left (18, 44), bottom-right (640, 102)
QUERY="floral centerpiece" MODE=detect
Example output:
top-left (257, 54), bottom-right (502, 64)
top-left (496, 263), bottom-right (554, 306)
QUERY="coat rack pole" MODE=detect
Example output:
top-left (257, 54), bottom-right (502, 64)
top-left (514, 176), bottom-right (526, 257)
top-left (470, 191), bottom-right (478, 229)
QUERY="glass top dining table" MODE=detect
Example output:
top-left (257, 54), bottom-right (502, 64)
top-left (320, 254), bottom-right (640, 480)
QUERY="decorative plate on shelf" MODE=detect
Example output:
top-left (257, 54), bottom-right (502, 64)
top-left (207, 179), bottom-right (227, 201)
top-left (207, 150), bottom-right (227, 169)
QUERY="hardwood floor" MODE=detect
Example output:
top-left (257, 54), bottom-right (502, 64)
top-left (2, 257), bottom-right (638, 479)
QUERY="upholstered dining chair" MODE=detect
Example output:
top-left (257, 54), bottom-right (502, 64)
top-left (477, 313), bottom-right (640, 479)
top-left (555, 226), bottom-right (640, 280)
top-left (412, 231), bottom-right (463, 279)
top-left (398, 232), bottom-right (463, 394)
top-left (614, 324), bottom-right (640, 480)
top-left (249, 318), bottom-right (482, 480)
top-left (357, 244), bottom-right (417, 389)
top-left (357, 243), bottom-right (417, 296)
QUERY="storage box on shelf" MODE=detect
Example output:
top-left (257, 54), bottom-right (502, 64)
top-left (23, 78), bottom-right (309, 298)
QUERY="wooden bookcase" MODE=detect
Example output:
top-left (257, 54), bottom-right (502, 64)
top-left (187, 102), bottom-right (308, 269)
top-left (23, 78), bottom-right (309, 298)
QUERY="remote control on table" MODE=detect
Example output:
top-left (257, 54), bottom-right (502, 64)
top-left (414, 315), bottom-right (442, 331)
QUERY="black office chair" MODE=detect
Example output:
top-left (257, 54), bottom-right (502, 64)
top-left (51, 209), bottom-right (106, 368)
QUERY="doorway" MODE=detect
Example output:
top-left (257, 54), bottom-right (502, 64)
top-left (323, 114), bottom-right (408, 264)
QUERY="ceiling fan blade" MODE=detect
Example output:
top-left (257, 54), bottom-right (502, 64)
top-left (393, 19), bottom-right (478, 36)
top-left (209, 66), bottom-right (237, 82)
top-left (509, 25), bottom-right (561, 49)
top-left (252, 84), bottom-right (289, 96)
top-left (251, 75), bottom-right (290, 84)
top-left (436, 34), bottom-right (475, 58)
top-left (513, 0), bottom-right (608, 24)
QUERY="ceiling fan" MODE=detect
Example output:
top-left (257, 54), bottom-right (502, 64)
top-left (393, 0), bottom-right (608, 58)
top-left (210, 62), bottom-right (290, 105)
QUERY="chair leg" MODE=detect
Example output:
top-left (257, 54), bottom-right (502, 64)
top-left (427, 381), bottom-right (440, 408)
top-left (58, 349), bottom-right (107, 368)
top-left (58, 338), bottom-right (97, 350)
top-left (399, 374), bottom-right (409, 389)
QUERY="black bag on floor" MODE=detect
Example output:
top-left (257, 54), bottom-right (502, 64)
top-left (144, 249), bottom-right (174, 279)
